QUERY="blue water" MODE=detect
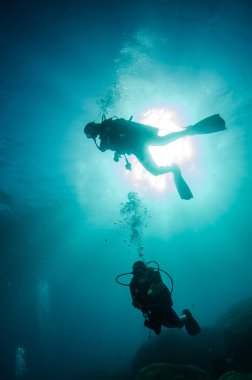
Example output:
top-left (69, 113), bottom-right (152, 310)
top-left (1, 0), bottom-right (252, 379)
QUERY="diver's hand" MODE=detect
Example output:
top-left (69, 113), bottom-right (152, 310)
top-left (100, 135), bottom-right (111, 151)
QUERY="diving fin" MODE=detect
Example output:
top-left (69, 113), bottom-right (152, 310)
top-left (172, 165), bottom-right (193, 200)
top-left (187, 114), bottom-right (226, 135)
top-left (182, 309), bottom-right (201, 336)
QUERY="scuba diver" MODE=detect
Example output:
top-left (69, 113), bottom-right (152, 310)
top-left (84, 113), bottom-right (226, 200)
top-left (128, 261), bottom-right (201, 335)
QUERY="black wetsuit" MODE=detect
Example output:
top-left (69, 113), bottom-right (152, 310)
top-left (98, 117), bottom-right (158, 155)
top-left (130, 268), bottom-right (183, 332)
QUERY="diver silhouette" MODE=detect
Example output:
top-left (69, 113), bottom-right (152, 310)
top-left (84, 113), bottom-right (226, 200)
top-left (130, 261), bottom-right (201, 335)
top-left (116, 261), bottom-right (201, 336)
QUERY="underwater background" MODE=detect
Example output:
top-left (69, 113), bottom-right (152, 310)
top-left (1, 0), bottom-right (252, 379)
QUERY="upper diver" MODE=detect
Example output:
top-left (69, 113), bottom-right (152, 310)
top-left (84, 113), bottom-right (226, 200)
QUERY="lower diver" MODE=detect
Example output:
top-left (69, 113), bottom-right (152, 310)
top-left (129, 261), bottom-right (201, 335)
top-left (84, 113), bottom-right (226, 200)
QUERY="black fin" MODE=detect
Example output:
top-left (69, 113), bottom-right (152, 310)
top-left (187, 114), bottom-right (226, 135)
top-left (182, 309), bottom-right (201, 335)
top-left (173, 172), bottom-right (193, 200)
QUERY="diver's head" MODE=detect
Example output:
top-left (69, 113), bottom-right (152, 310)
top-left (84, 122), bottom-right (99, 139)
top-left (132, 261), bottom-right (148, 281)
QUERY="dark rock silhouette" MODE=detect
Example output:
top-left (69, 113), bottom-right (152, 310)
top-left (131, 327), bottom-right (225, 375)
top-left (216, 297), bottom-right (252, 372)
top-left (217, 371), bottom-right (252, 380)
top-left (136, 363), bottom-right (212, 380)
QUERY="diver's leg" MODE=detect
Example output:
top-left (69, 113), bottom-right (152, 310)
top-left (162, 308), bottom-right (184, 329)
top-left (148, 114), bottom-right (226, 146)
top-left (144, 310), bottom-right (162, 335)
top-left (144, 318), bottom-right (161, 335)
top-left (135, 149), bottom-right (193, 200)
top-left (135, 148), bottom-right (177, 176)
top-left (149, 130), bottom-right (189, 146)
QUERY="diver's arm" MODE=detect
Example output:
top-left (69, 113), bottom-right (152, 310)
top-left (99, 137), bottom-right (110, 152)
top-left (130, 282), bottom-right (142, 309)
top-left (132, 297), bottom-right (142, 309)
top-left (99, 120), bottom-right (113, 151)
